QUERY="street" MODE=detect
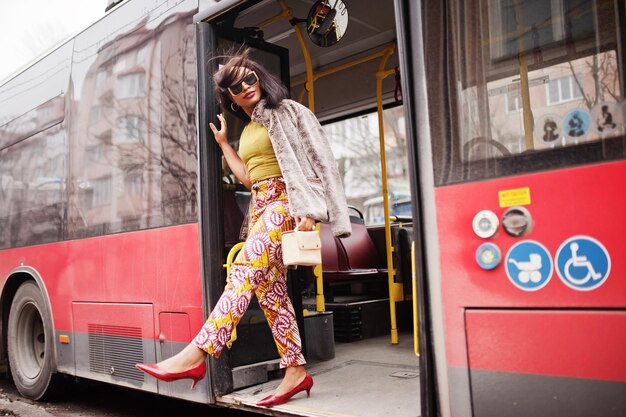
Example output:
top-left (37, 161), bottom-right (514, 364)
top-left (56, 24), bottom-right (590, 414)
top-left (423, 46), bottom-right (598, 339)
top-left (0, 375), bottom-right (262, 417)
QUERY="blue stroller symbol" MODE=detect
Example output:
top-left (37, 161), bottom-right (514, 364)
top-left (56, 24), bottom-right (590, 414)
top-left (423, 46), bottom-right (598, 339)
top-left (505, 241), bottom-right (553, 291)
top-left (508, 254), bottom-right (542, 283)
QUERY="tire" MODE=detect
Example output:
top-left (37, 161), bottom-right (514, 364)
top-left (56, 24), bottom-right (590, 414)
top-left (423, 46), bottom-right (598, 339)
top-left (8, 281), bottom-right (62, 400)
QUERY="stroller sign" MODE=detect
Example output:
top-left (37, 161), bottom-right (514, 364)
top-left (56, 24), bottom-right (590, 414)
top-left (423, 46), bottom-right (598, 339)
top-left (505, 241), bottom-right (553, 291)
top-left (508, 254), bottom-right (542, 283)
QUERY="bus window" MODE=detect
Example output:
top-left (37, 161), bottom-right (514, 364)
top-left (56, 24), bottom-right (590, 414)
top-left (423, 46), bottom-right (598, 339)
top-left (323, 106), bottom-right (410, 225)
top-left (0, 128), bottom-right (66, 249)
top-left (363, 195), bottom-right (412, 225)
top-left (427, 0), bottom-right (626, 185)
top-left (68, 11), bottom-right (198, 238)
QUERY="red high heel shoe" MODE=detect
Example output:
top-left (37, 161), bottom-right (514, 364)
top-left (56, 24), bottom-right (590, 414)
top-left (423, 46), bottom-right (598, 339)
top-left (256, 373), bottom-right (314, 407)
top-left (135, 362), bottom-right (206, 389)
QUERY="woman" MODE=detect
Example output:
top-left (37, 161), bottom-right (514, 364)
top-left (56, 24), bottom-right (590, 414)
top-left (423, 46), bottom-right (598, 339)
top-left (136, 49), bottom-right (350, 408)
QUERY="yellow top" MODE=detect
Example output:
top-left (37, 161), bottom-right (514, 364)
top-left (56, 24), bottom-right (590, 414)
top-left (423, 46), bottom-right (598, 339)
top-left (239, 122), bottom-right (282, 182)
top-left (239, 121), bottom-right (282, 182)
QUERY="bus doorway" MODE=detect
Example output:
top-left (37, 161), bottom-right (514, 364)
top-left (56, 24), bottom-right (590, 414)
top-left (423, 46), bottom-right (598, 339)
top-left (196, 1), bottom-right (420, 416)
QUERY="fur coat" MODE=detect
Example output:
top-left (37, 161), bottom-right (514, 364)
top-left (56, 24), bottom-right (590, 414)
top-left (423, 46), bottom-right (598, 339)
top-left (251, 99), bottom-right (351, 238)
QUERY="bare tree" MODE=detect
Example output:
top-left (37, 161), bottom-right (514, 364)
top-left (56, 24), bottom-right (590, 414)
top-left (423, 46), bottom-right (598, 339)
top-left (569, 51), bottom-right (620, 109)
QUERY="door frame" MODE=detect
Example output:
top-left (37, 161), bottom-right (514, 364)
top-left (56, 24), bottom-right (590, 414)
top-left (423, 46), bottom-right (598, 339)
top-left (196, 18), bottom-right (296, 399)
top-left (393, 1), bottom-right (447, 416)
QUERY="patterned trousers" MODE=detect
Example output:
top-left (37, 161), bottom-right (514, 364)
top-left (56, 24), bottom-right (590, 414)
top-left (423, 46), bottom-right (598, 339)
top-left (192, 176), bottom-right (306, 368)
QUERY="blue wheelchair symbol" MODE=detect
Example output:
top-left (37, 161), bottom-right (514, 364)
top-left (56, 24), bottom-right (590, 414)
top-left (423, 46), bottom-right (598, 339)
top-left (505, 241), bottom-right (553, 291)
top-left (556, 236), bottom-right (611, 291)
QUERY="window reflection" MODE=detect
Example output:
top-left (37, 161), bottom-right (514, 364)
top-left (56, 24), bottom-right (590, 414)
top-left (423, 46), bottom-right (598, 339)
top-left (475, 50), bottom-right (622, 161)
top-left (458, 0), bottom-right (623, 163)
top-left (114, 116), bottom-right (144, 144)
top-left (0, 128), bottom-right (66, 248)
top-left (117, 73), bottom-right (146, 99)
top-left (68, 11), bottom-right (198, 238)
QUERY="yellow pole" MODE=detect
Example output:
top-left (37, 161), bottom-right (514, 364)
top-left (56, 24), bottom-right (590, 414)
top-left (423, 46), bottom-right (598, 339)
top-left (312, 223), bottom-right (325, 312)
top-left (411, 241), bottom-right (419, 356)
top-left (294, 25), bottom-right (315, 111)
top-left (514, 0), bottom-right (534, 150)
top-left (277, 0), bottom-right (315, 111)
top-left (291, 48), bottom-right (395, 87)
top-left (375, 45), bottom-right (403, 345)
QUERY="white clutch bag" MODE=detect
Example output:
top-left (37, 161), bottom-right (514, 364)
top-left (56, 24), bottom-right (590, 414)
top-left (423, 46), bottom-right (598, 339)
top-left (282, 228), bottom-right (321, 266)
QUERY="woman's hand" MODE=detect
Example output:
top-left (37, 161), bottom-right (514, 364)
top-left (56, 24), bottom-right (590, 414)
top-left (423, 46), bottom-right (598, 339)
top-left (295, 216), bottom-right (317, 231)
top-left (209, 113), bottom-right (228, 146)
top-left (209, 113), bottom-right (250, 189)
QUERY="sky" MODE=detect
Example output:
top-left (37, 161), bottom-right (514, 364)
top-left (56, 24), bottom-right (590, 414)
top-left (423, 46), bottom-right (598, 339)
top-left (0, 1), bottom-right (105, 82)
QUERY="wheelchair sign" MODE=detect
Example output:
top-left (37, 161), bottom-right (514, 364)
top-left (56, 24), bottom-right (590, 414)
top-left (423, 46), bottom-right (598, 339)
top-left (505, 241), bottom-right (553, 291)
top-left (555, 236), bottom-right (611, 291)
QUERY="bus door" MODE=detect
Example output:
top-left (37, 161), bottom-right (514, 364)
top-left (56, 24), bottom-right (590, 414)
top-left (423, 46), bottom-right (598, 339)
top-left (400, 0), bottom-right (626, 416)
top-left (196, 0), bottom-right (420, 415)
top-left (196, 19), bottom-right (302, 397)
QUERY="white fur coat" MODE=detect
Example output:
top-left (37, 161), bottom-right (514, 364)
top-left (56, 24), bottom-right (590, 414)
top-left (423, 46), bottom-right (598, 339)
top-left (251, 99), bottom-right (351, 237)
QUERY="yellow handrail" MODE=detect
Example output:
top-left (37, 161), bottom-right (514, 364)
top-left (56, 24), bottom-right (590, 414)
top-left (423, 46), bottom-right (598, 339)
top-left (411, 241), bottom-right (419, 356)
top-left (374, 44), bottom-right (404, 345)
top-left (291, 47), bottom-right (396, 87)
top-left (223, 242), bottom-right (245, 275)
top-left (268, 0), bottom-right (315, 110)
top-left (222, 242), bottom-right (244, 347)
top-left (311, 223), bottom-right (325, 312)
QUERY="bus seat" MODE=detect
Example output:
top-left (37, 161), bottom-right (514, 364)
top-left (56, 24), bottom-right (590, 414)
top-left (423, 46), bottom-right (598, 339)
top-left (320, 218), bottom-right (387, 283)
top-left (392, 226), bottom-right (414, 297)
top-left (336, 218), bottom-right (384, 274)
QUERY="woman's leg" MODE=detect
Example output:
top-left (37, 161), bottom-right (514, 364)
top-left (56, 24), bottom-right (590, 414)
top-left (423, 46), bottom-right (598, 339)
top-left (154, 253), bottom-right (262, 373)
top-left (191, 259), bottom-right (263, 357)
top-left (190, 187), bottom-right (295, 361)
top-left (145, 177), bottom-right (309, 397)
top-left (154, 344), bottom-right (205, 374)
top-left (257, 267), bottom-right (308, 395)
top-left (153, 206), bottom-right (273, 373)
top-left (251, 200), bottom-right (309, 397)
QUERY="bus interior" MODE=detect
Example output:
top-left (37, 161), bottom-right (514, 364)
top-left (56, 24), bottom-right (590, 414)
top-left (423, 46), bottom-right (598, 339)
top-left (201, 0), bottom-right (419, 415)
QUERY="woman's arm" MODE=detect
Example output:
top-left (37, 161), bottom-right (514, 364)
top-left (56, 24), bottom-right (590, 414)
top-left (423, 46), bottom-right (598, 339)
top-left (220, 142), bottom-right (251, 190)
top-left (210, 113), bottom-right (251, 189)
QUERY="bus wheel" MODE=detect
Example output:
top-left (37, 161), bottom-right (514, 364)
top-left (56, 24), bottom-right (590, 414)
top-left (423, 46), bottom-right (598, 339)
top-left (8, 281), bottom-right (62, 400)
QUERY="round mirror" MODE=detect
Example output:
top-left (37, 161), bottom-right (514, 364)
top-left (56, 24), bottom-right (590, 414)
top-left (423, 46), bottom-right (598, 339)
top-left (306, 0), bottom-right (349, 47)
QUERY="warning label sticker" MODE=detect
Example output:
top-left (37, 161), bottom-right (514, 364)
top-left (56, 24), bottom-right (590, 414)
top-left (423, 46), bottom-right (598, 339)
top-left (498, 187), bottom-right (531, 208)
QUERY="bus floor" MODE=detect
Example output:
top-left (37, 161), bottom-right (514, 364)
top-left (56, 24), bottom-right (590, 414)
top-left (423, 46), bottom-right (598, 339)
top-left (218, 330), bottom-right (419, 417)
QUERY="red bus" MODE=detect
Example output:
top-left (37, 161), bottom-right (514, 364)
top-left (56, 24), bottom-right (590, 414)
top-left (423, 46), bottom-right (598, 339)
top-left (1, 0), bottom-right (624, 416)
top-left (0, 0), bottom-right (417, 415)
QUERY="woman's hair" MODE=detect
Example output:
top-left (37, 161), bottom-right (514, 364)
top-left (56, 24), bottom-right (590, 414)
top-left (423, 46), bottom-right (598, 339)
top-left (211, 48), bottom-right (289, 120)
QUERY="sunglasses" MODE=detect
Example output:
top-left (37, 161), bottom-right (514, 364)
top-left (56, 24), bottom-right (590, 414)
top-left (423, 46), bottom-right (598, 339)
top-left (227, 71), bottom-right (259, 96)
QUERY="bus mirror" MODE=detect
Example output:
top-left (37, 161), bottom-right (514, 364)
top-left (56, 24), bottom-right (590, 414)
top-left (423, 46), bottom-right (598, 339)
top-left (306, 0), bottom-right (349, 47)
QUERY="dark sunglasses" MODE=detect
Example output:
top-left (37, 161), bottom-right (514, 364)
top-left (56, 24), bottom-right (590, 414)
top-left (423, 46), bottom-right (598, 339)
top-left (227, 71), bottom-right (259, 96)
